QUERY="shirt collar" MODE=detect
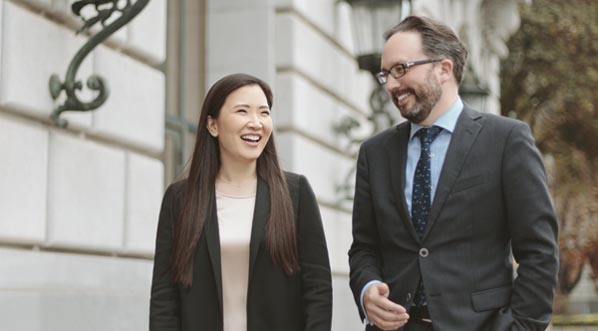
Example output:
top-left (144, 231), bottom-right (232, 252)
top-left (409, 97), bottom-right (463, 140)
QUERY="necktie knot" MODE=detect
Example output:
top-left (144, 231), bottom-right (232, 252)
top-left (416, 126), bottom-right (443, 149)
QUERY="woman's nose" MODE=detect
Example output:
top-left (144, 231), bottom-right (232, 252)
top-left (247, 115), bottom-right (262, 129)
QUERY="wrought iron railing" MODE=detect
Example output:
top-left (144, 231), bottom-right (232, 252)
top-left (333, 83), bottom-right (395, 204)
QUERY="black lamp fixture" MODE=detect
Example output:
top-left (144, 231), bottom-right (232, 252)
top-left (344, 0), bottom-right (412, 77)
top-left (340, 0), bottom-right (413, 136)
top-left (334, 0), bottom-right (412, 204)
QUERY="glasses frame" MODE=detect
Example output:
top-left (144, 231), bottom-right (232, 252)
top-left (375, 58), bottom-right (443, 84)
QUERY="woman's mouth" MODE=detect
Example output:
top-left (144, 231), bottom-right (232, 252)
top-left (241, 134), bottom-right (261, 143)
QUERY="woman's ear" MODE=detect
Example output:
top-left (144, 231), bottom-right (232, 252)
top-left (206, 116), bottom-right (218, 137)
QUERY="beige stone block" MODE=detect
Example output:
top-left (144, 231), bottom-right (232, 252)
top-left (0, 1), bottom-right (93, 127)
top-left (124, 153), bottom-right (164, 255)
top-left (0, 116), bottom-right (48, 243)
top-left (47, 132), bottom-right (125, 251)
top-left (92, 46), bottom-right (165, 152)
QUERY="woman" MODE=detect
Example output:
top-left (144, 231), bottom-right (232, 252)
top-left (150, 73), bottom-right (332, 331)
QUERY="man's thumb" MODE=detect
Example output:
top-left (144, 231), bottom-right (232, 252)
top-left (377, 282), bottom-right (390, 298)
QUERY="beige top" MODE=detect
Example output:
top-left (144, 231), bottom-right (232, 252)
top-left (216, 190), bottom-right (255, 331)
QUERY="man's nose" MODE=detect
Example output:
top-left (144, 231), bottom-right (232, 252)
top-left (386, 74), bottom-right (402, 91)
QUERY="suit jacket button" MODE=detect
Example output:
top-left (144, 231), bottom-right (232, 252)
top-left (406, 292), bottom-right (412, 301)
top-left (419, 248), bottom-right (429, 257)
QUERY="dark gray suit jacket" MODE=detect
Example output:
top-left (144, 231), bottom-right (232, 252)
top-left (150, 172), bottom-right (332, 331)
top-left (349, 105), bottom-right (558, 331)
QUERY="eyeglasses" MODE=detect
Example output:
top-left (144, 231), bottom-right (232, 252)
top-left (375, 59), bottom-right (443, 84)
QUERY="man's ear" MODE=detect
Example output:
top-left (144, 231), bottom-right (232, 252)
top-left (439, 59), bottom-right (454, 84)
top-left (206, 116), bottom-right (218, 137)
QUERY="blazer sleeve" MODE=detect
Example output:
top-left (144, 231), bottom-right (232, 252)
top-left (501, 122), bottom-right (559, 331)
top-left (348, 144), bottom-right (383, 320)
top-left (149, 184), bottom-right (181, 331)
top-left (296, 175), bottom-right (333, 331)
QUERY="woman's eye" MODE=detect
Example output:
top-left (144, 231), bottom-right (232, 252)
top-left (237, 109), bottom-right (247, 113)
top-left (261, 110), bottom-right (271, 116)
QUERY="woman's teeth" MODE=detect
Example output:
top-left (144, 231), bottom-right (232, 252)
top-left (242, 135), bottom-right (260, 142)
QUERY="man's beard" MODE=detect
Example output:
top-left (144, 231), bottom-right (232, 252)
top-left (393, 69), bottom-right (442, 124)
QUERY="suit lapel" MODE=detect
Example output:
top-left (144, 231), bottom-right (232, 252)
top-left (388, 123), bottom-right (421, 242)
top-left (205, 191), bottom-right (223, 312)
top-left (248, 177), bottom-right (270, 285)
top-left (422, 106), bottom-right (482, 240)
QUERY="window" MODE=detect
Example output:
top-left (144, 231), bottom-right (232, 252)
top-left (164, 0), bottom-right (206, 184)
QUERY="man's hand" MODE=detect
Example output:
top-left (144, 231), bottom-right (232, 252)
top-left (363, 282), bottom-right (409, 330)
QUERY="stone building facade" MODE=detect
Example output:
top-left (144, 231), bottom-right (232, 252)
top-left (1, 0), bottom-right (166, 329)
top-left (0, 0), bottom-right (556, 330)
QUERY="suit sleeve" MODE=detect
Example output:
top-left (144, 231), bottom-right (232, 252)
top-left (296, 175), bottom-right (333, 331)
top-left (348, 144), bottom-right (383, 320)
top-left (149, 184), bottom-right (181, 331)
top-left (501, 122), bottom-right (559, 331)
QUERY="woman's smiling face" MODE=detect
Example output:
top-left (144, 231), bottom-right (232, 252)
top-left (206, 84), bottom-right (273, 166)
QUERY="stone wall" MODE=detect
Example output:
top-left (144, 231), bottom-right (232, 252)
top-left (0, 0), bottom-right (166, 329)
top-left (272, 1), bottom-right (371, 329)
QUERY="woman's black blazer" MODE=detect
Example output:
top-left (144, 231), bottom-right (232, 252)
top-left (150, 172), bottom-right (332, 331)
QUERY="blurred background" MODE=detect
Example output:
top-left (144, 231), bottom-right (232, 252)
top-left (0, 0), bottom-right (596, 330)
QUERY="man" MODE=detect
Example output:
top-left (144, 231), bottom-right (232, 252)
top-left (348, 16), bottom-right (558, 331)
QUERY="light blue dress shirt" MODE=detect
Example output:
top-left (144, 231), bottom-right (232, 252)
top-left (404, 97), bottom-right (463, 215)
top-left (359, 97), bottom-right (463, 325)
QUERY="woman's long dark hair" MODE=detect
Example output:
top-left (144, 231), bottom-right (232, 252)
top-left (171, 73), bottom-right (298, 287)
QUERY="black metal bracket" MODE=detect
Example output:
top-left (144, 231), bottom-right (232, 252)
top-left (49, 0), bottom-right (150, 127)
top-left (333, 82), bottom-right (395, 203)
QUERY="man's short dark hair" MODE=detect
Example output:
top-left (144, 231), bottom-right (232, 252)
top-left (385, 16), bottom-right (468, 85)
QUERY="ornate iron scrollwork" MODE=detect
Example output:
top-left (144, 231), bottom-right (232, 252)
top-left (334, 83), bottom-right (395, 204)
top-left (49, 0), bottom-right (150, 127)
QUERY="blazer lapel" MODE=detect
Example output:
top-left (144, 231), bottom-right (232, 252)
top-left (205, 191), bottom-right (223, 312)
top-left (422, 106), bottom-right (482, 240)
top-left (248, 177), bottom-right (270, 285)
top-left (388, 123), bottom-right (421, 242)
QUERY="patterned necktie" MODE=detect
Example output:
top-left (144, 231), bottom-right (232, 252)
top-left (412, 125), bottom-right (442, 306)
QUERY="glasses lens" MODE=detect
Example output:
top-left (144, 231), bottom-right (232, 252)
top-left (390, 65), bottom-right (405, 79)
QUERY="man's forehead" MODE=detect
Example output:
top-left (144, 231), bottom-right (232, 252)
top-left (381, 31), bottom-right (424, 66)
